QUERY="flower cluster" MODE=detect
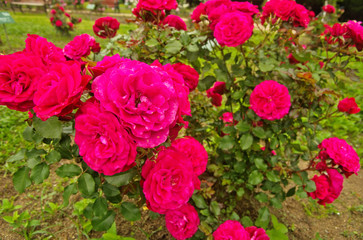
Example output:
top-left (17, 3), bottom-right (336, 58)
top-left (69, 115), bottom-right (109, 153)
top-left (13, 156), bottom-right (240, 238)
top-left (322, 4), bottom-right (336, 14)
top-left (0, 34), bottom-right (90, 120)
top-left (249, 80), bottom-right (291, 121)
top-left (260, 0), bottom-right (310, 28)
top-left (213, 220), bottom-right (270, 240)
top-left (191, 0), bottom-right (257, 47)
top-left (323, 21), bottom-right (363, 51)
top-left (132, 0), bottom-right (177, 24)
top-left (93, 16), bottom-right (120, 39)
top-left (207, 81), bottom-right (226, 107)
top-left (49, 4), bottom-right (81, 34)
top-left (308, 137), bottom-right (360, 205)
top-left (141, 137), bottom-right (208, 239)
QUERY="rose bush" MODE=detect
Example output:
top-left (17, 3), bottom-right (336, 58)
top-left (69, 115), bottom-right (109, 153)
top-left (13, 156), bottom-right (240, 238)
top-left (2, 0), bottom-right (362, 239)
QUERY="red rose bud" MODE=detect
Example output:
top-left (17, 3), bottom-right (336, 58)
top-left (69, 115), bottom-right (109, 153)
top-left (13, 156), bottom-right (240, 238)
top-left (338, 97), bottom-right (360, 114)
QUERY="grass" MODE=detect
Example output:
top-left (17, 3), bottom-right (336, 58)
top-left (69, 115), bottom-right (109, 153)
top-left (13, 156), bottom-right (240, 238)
top-left (0, 12), bottom-right (136, 54)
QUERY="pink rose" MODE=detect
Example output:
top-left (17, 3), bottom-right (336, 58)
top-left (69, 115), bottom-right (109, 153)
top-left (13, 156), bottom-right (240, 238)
top-left (347, 21), bottom-right (363, 51)
top-left (55, 20), bottom-right (63, 27)
top-left (206, 81), bottom-right (226, 107)
top-left (190, 3), bottom-right (206, 23)
top-left (171, 136), bottom-right (208, 176)
top-left (33, 61), bottom-right (91, 120)
top-left (24, 34), bottom-right (66, 65)
top-left (213, 220), bottom-right (250, 240)
top-left (78, 18), bottom-right (82, 23)
top-left (89, 54), bottom-right (130, 78)
top-left (0, 53), bottom-right (46, 111)
top-left (63, 34), bottom-right (97, 61)
top-left (165, 204), bottom-right (200, 240)
top-left (250, 80), bottom-right (291, 120)
top-left (142, 148), bottom-right (195, 213)
top-left (75, 99), bottom-right (137, 176)
top-left (214, 11), bottom-right (254, 47)
top-left (50, 9), bottom-right (56, 14)
top-left (92, 60), bottom-right (181, 148)
top-left (163, 15), bottom-right (187, 31)
top-left (136, 0), bottom-right (177, 11)
top-left (67, 22), bottom-right (73, 28)
top-left (93, 16), bottom-right (120, 39)
top-left (318, 138), bottom-right (360, 176)
top-left (132, 6), bottom-right (166, 23)
top-left (172, 63), bottom-right (199, 91)
top-left (291, 3), bottom-right (310, 28)
top-left (322, 4), bottom-right (335, 14)
top-left (231, 1), bottom-right (259, 16)
top-left (246, 226), bottom-right (270, 240)
top-left (308, 168), bottom-right (344, 206)
top-left (65, 12), bottom-right (71, 17)
top-left (338, 97), bottom-right (360, 114)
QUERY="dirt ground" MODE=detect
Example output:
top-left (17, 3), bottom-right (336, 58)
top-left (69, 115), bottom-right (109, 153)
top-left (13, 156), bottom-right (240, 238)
top-left (0, 169), bottom-right (362, 240)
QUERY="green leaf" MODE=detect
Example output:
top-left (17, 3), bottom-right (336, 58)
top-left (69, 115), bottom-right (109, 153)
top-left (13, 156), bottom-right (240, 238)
top-left (236, 188), bottom-right (245, 197)
top-left (210, 201), bottom-right (220, 216)
top-left (259, 61), bottom-right (275, 72)
top-left (30, 163), bottom-right (50, 184)
top-left (240, 134), bottom-right (253, 150)
top-left (192, 195), bottom-right (208, 209)
top-left (92, 210), bottom-right (115, 231)
top-left (248, 170), bottom-right (263, 185)
top-left (187, 44), bottom-right (199, 52)
top-left (266, 229), bottom-right (288, 240)
top-left (120, 202), bottom-right (141, 221)
top-left (271, 214), bottom-right (288, 233)
top-left (235, 121), bottom-right (250, 133)
top-left (292, 174), bottom-right (303, 185)
top-left (33, 116), bottom-right (62, 139)
top-left (45, 150), bottom-right (61, 164)
top-left (93, 197), bottom-right (108, 217)
top-left (7, 149), bottom-right (26, 162)
top-left (255, 193), bottom-right (269, 203)
top-left (198, 75), bottom-right (216, 91)
top-left (266, 171), bottom-right (280, 182)
top-left (219, 135), bottom-right (235, 150)
top-left (78, 173), bottom-right (96, 197)
top-left (305, 180), bottom-right (316, 193)
top-left (241, 216), bottom-right (253, 227)
top-left (56, 164), bottom-right (82, 178)
top-left (13, 167), bottom-right (31, 193)
top-left (63, 183), bottom-right (77, 206)
top-left (255, 158), bottom-right (267, 171)
top-left (104, 168), bottom-right (136, 187)
top-left (286, 187), bottom-right (296, 197)
top-left (252, 127), bottom-right (266, 139)
top-left (165, 40), bottom-right (182, 54)
top-left (255, 207), bottom-right (270, 229)
top-left (145, 38), bottom-right (159, 48)
top-left (102, 183), bottom-right (122, 203)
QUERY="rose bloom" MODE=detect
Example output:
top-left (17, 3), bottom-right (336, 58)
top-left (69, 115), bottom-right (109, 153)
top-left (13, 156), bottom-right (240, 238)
top-left (24, 34), bottom-right (66, 65)
top-left (323, 23), bottom-right (350, 46)
top-left (64, 12), bottom-right (71, 17)
top-left (318, 138), bottom-right (360, 176)
top-left (206, 81), bottom-right (226, 107)
top-left (163, 15), bottom-right (187, 31)
top-left (171, 136), bottom-right (208, 176)
top-left (291, 3), bottom-right (310, 28)
top-left (190, 2), bottom-right (206, 23)
top-left (214, 11), bottom-right (254, 47)
top-left (338, 97), bottom-right (360, 114)
top-left (93, 60), bottom-right (181, 148)
top-left (67, 22), bottom-right (74, 28)
top-left (231, 1), bottom-right (259, 16)
top-left (172, 63), bottom-right (199, 91)
top-left (93, 16), bottom-right (120, 39)
top-left (33, 61), bottom-right (91, 120)
top-left (132, 6), bottom-right (166, 23)
top-left (89, 54), bottom-right (130, 78)
top-left (213, 220), bottom-right (250, 240)
top-left (308, 168), bottom-right (344, 206)
top-left (322, 4), bottom-right (335, 14)
top-left (55, 20), bottom-right (63, 27)
top-left (63, 34), bottom-right (98, 61)
top-left (142, 148), bottom-right (195, 213)
top-left (50, 9), bottom-right (56, 14)
top-left (165, 204), bottom-right (200, 240)
top-left (0, 53), bottom-right (46, 111)
top-left (250, 80), bottom-right (291, 120)
top-left (347, 20), bottom-right (363, 51)
top-left (75, 99), bottom-right (137, 175)
top-left (245, 226), bottom-right (270, 240)
top-left (136, 0), bottom-right (177, 11)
